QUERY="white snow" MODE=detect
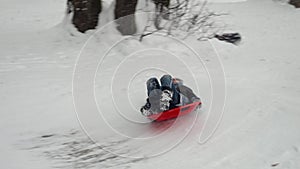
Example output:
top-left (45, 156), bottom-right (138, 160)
top-left (0, 0), bottom-right (300, 169)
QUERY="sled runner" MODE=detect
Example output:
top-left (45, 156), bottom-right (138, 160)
top-left (147, 101), bottom-right (201, 122)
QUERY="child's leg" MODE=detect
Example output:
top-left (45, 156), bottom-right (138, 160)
top-left (146, 77), bottom-right (160, 96)
top-left (160, 74), bottom-right (180, 107)
top-left (145, 78), bottom-right (162, 113)
top-left (177, 85), bottom-right (200, 103)
top-left (160, 74), bottom-right (172, 90)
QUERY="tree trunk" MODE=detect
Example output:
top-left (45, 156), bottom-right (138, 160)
top-left (67, 0), bottom-right (102, 33)
top-left (289, 0), bottom-right (300, 8)
top-left (114, 0), bottom-right (138, 35)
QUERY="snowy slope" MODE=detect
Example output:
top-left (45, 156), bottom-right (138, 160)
top-left (0, 0), bottom-right (300, 169)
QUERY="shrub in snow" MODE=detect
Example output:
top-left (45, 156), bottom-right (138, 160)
top-left (140, 0), bottom-right (225, 41)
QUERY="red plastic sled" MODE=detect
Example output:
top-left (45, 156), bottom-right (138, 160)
top-left (148, 101), bottom-right (202, 122)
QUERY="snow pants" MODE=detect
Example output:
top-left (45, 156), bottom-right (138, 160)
top-left (146, 74), bottom-right (181, 108)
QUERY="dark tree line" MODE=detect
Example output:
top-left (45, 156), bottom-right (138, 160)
top-left (67, 0), bottom-right (170, 34)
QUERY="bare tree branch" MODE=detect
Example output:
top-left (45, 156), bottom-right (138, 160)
top-left (140, 0), bottom-right (227, 41)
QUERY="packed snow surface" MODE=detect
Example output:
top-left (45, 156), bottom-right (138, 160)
top-left (0, 0), bottom-right (299, 169)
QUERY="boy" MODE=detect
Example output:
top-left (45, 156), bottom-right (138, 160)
top-left (141, 74), bottom-right (200, 116)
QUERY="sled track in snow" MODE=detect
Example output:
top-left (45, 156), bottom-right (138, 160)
top-left (20, 129), bottom-right (144, 169)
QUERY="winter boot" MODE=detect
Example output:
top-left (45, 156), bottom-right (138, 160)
top-left (140, 98), bottom-right (152, 116)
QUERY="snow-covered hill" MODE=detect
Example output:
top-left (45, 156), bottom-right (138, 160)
top-left (0, 0), bottom-right (299, 169)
